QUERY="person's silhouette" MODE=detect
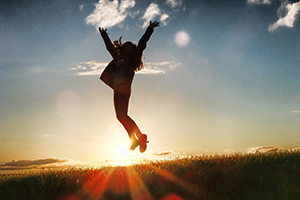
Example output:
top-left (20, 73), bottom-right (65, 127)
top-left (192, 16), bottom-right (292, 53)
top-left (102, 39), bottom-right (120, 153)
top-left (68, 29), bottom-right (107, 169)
top-left (99, 21), bottom-right (160, 153)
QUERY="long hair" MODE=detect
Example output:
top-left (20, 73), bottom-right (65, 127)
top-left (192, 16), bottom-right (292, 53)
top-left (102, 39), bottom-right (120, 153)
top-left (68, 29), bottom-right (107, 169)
top-left (113, 37), bottom-right (143, 72)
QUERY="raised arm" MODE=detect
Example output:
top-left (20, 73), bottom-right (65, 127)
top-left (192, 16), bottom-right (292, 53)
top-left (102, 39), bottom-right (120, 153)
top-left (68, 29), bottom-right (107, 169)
top-left (99, 27), bottom-right (115, 56)
top-left (138, 21), bottom-right (160, 52)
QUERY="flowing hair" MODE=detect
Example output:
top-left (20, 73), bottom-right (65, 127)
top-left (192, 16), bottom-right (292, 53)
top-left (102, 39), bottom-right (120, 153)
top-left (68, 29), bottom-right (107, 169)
top-left (113, 37), bottom-right (143, 72)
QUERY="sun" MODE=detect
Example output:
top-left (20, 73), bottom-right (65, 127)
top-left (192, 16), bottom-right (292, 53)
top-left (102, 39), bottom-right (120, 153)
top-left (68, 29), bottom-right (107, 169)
top-left (112, 144), bottom-right (144, 166)
top-left (114, 145), bottom-right (130, 159)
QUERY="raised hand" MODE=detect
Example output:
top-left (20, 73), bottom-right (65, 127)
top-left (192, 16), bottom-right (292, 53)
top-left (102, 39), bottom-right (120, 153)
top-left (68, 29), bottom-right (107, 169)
top-left (149, 21), bottom-right (160, 29)
top-left (98, 27), bottom-right (107, 33)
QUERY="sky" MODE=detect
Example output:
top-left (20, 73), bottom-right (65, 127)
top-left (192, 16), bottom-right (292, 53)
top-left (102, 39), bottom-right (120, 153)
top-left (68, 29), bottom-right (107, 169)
top-left (1, 0), bottom-right (300, 171)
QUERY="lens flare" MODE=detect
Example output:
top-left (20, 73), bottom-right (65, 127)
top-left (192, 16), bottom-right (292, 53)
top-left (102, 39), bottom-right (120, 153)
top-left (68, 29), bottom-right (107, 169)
top-left (174, 31), bottom-right (190, 47)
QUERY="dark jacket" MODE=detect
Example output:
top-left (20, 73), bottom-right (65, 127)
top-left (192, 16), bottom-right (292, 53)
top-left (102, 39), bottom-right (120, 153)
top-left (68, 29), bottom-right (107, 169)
top-left (100, 26), bottom-right (154, 88)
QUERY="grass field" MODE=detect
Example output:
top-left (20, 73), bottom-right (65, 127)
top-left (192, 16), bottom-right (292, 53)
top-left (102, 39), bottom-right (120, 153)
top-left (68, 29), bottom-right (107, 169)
top-left (1, 150), bottom-right (300, 200)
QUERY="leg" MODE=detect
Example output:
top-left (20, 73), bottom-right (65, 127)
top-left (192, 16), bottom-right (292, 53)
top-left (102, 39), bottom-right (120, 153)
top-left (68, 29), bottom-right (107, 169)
top-left (113, 83), bottom-right (148, 152)
top-left (113, 85), bottom-right (142, 139)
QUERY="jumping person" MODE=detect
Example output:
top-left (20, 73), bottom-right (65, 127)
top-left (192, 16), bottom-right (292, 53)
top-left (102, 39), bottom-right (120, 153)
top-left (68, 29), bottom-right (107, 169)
top-left (99, 21), bottom-right (159, 153)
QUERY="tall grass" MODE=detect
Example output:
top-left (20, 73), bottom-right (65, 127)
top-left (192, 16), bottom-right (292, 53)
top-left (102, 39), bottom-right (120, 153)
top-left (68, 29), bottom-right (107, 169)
top-left (1, 150), bottom-right (299, 200)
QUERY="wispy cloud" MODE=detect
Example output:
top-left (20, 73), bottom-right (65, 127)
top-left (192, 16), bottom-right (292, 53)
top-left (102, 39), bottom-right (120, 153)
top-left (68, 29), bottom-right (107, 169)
top-left (246, 146), bottom-right (300, 154)
top-left (223, 146), bottom-right (300, 154)
top-left (166, 0), bottom-right (183, 8)
top-left (79, 4), bottom-right (84, 11)
top-left (2, 158), bottom-right (66, 167)
top-left (142, 3), bottom-right (163, 28)
top-left (70, 60), bottom-right (107, 76)
top-left (224, 148), bottom-right (237, 154)
top-left (141, 1), bottom-right (185, 27)
top-left (151, 151), bottom-right (177, 156)
top-left (85, 0), bottom-right (135, 28)
top-left (291, 110), bottom-right (300, 113)
top-left (0, 158), bottom-right (72, 171)
top-left (247, 146), bottom-right (281, 153)
top-left (248, 0), bottom-right (300, 31)
top-left (0, 158), bottom-right (114, 172)
top-left (139, 61), bottom-right (181, 74)
top-left (269, 1), bottom-right (300, 31)
top-left (70, 60), bottom-right (181, 76)
top-left (146, 151), bottom-right (187, 161)
top-left (86, 0), bottom-right (184, 29)
top-left (247, 0), bottom-right (271, 5)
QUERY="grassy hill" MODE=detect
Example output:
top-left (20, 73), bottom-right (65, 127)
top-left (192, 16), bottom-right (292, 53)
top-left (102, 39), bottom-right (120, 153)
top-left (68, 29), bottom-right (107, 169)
top-left (1, 151), bottom-right (300, 200)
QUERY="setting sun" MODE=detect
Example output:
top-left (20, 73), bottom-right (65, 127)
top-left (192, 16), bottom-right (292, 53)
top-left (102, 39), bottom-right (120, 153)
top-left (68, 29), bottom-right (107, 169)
top-left (111, 144), bottom-right (146, 166)
top-left (114, 145), bottom-right (130, 159)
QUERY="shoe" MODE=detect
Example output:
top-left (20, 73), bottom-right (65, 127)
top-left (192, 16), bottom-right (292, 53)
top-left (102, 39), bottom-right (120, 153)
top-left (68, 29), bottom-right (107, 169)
top-left (129, 138), bottom-right (139, 151)
top-left (138, 134), bottom-right (149, 153)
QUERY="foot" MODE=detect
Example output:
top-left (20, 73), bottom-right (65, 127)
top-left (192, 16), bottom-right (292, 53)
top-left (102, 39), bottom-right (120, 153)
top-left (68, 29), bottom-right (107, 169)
top-left (138, 134), bottom-right (149, 153)
top-left (129, 138), bottom-right (139, 151)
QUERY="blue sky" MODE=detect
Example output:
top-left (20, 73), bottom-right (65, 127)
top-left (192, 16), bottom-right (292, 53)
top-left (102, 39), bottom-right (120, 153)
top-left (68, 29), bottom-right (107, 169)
top-left (1, 0), bottom-right (300, 170)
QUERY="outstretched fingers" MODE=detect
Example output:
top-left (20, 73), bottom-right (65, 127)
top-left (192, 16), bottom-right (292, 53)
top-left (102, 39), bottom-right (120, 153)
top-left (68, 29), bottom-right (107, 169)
top-left (149, 21), bottom-right (160, 28)
top-left (98, 27), bottom-right (107, 33)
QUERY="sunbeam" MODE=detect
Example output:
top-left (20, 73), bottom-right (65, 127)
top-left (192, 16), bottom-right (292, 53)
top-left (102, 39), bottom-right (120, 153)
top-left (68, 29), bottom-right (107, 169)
top-left (80, 166), bottom-right (154, 200)
top-left (145, 164), bottom-right (203, 198)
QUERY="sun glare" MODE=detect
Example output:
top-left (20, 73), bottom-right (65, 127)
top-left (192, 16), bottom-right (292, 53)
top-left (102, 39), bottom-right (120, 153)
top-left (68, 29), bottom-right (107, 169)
top-left (112, 144), bottom-right (145, 166)
top-left (115, 145), bottom-right (130, 159)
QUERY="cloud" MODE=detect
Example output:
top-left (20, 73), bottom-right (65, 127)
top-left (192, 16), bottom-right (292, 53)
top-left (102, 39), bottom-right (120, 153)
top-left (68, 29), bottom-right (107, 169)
top-left (79, 4), bottom-right (84, 11)
top-left (139, 61), bottom-right (181, 74)
top-left (0, 158), bottom-right (127, 172)
top-left (160, 13), bottom-right (170, 26)
top-left (141, 1), bottom-right (187, 28)
top-left (291, 110), bottom-right (300, 113)
top-left (146, 151), bottom-right (187, 161)
top-left (70, 60), bottom-right (108, 76)
top-left (246, 146), bottom-right (300, 154)
top-left (269, 1), bottom-right (300, 31)
top-left (142, 3), bottom-right (162, 28)
top-left (247, 146), bottom-right (281, 153)
top-left (152, 151), bottom-right (176, 156)
top-left (224, 148), bottom-right (237, 153)
top-left (70, 60), bottom-right (181, 76)
top-left (2, 158), bottom-right (67, 167)
top-left (248, 0), bottom-right (300, 31)
top-left (86, 0), bottom-right (184, 29)
top-left (166, 0), bottom-right (183, 8)
top-left (85, 0), bottom-right (135, 28)
top-left (247, 0), bottom-right (271, 4)
top-left (0, 158), bottom-right (71, 171)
